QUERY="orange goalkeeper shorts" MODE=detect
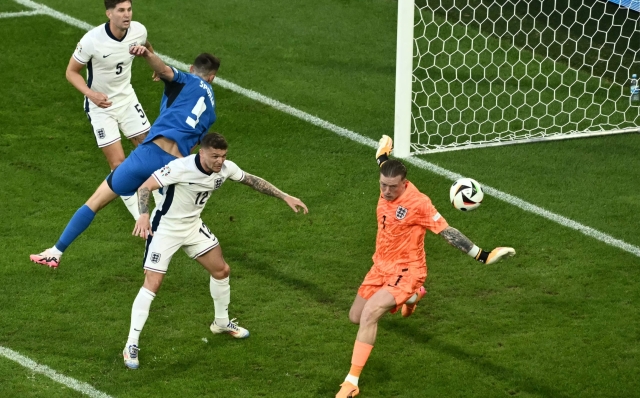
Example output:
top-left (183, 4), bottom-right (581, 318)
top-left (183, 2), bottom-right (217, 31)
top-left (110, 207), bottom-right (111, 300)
top-left (357, 264), bottom-right (426, 307)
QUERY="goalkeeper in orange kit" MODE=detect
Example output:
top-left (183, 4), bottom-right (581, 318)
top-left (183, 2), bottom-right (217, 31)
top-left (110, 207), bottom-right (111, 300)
top-left (335, 136), bottom-right (516, 398)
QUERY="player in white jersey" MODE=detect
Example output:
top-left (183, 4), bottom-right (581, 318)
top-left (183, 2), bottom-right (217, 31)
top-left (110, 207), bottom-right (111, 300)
top-left (66, 0), bottom-right (156, 219)
top-left (121, 133), bottom-right (308, 369)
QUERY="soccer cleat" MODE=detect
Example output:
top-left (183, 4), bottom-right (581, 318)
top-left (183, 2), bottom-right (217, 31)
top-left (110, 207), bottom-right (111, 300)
top-left (402, 286), bottom-right (427, 318)
top-left (209, 318), bottom-right (250, 339)
top-left (29, 249), bottom-right (61, 268)
top-left (336, 381), bottom-right (360, 398)
top-left (376, 135), bottom-right (393, 167)
top-left (123, 344), bottom-right (140, 369)
top-left (486, 247), bottom-right (516, 265)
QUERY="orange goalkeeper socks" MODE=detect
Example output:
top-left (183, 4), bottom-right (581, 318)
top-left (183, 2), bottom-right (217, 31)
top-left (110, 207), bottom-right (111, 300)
top-left (349, 340), bottom-right (374, 377)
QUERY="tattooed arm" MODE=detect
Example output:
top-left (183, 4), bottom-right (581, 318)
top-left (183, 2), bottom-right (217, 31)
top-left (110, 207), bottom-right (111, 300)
top-left (439, 226), bottom-right (475, 253)
top-left (439, 226), bottom-right (516, 264)
top-left (240, 173), bottom-right (287, 199)
top-left (138, 187), bottom-right (152, 216)
top-left (132, 176), bottom-right (162, 239)
top-left (240, 173), bottom-right (309, 214)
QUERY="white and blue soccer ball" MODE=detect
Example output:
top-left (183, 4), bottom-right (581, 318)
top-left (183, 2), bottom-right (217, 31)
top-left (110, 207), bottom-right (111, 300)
top-left (449, 178), bottom-right (484, 211)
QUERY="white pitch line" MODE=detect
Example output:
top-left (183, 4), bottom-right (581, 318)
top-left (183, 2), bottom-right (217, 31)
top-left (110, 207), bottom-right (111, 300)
top-left (0, 10), bottom-right (41, 18)
top-left (0, 346), bottom-right (114, 398)
top-left (11, 0), bottom-right (640, 259)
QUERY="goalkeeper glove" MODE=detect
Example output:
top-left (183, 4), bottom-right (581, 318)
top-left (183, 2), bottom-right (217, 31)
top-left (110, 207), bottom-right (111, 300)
top-left (473, 247), bottom-right (516, 264)
top-left (376, 135), bottom-right (393, 167)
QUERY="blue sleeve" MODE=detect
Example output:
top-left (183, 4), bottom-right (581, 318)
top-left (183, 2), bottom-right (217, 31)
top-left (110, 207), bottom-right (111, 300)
top-left (160, 67), bottom-right (188, 85)
top-left (170, 67), bottom-right (188, 84)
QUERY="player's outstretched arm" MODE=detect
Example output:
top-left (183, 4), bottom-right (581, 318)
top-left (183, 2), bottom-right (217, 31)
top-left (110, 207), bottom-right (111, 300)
top-left (133, 177), bottom-right (162, 239)
top-left (129, 45), bottom-right (174, 81)
top-left (376, 135), bottom-right (393, 167)
top-left (240, 173), bottom-right (309, 214)
top-left (143, 40), bottom-right (161, 82)
top-left (439, 226), bottom-right (515, 264)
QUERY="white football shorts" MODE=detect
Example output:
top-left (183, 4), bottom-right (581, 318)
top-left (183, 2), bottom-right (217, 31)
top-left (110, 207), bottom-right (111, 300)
top-left (86, 93), bottom-right (150, 148)
top-left (142, 220), bottom-right (219, 274)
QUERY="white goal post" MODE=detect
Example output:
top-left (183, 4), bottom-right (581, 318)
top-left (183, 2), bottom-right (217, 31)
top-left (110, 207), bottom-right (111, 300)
top-left (394, 0), bottom-right (640, 156)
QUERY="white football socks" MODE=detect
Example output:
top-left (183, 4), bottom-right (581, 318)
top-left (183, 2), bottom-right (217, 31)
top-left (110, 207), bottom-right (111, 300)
top-left (345, 374), bottom-right (359, 386)
top-left (121, 193), bottom-right (140, 220)
top-left (127, 287), bottom-right (156, 346)
top-left (209, 276), bottom-right (230, 327)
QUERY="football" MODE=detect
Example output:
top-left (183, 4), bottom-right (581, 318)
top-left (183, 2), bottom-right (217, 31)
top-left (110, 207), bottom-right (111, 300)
top-left (449, 178), bottom-right (484, 211)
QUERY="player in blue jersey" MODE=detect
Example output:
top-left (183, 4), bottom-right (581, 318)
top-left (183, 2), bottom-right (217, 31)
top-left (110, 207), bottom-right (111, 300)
top-left (30, 47), bottom-right (221, 269)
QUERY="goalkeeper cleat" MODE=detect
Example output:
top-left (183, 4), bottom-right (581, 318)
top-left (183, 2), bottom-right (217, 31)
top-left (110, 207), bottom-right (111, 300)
top-left (123, 344), bottom-right (140, 369)
top-left (210, 318), bottom-right (250, 339)
top-left (29, 249), bottom-right (61, 268)
top-left (376, 135), bottom-right (393, 167)
top-left (486, 247), bottom-right (516, 265)
top-left (402, 286), bottom-right (427, 317)
top-left (336, 381), bottom-right (360, 398)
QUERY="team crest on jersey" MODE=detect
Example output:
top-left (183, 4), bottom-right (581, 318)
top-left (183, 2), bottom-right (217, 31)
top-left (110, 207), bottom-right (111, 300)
top-left (76, 42), bottom-right (82, 53)
top-left (159, 166), bottom-right (171, 176)
top-left (150, 252), bottom-right (161, 264)
top-left (129, 42), bottom-right (139, 49)
top-left (97, 128), bottom-right (105, 139)
top-left (214, 178), bottom-right (223, 190)
top-left (395, 206), bottom-right (408, 220)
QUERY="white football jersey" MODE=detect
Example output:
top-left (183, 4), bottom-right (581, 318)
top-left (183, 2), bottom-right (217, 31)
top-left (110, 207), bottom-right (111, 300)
top-left (150, 154), bottom-right (245, 232)
top-left (72, 21), bottom-right (148, 109)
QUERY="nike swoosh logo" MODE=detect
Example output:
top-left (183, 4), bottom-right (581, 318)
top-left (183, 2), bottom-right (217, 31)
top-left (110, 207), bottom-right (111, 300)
top-left (102, 54), bottom-right (112, 58)
top-left (134, 328), bottom-right (141, 331)
top-left (142, 120), bottom-right (147, 125)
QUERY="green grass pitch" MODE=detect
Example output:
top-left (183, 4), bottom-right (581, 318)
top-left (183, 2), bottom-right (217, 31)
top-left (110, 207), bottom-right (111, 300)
top-left (0, 1), bottom-right (639, 397)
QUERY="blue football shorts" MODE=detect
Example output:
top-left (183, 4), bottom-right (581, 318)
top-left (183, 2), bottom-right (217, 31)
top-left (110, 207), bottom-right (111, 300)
top-left (107, 142), bottom-right (177, 196)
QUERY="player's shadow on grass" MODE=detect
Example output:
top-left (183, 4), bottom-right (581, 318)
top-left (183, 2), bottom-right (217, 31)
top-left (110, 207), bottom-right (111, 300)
top-left (382, 320), bottom-right (572, 398)
top-left (232, 253), bottom-right (340, 306)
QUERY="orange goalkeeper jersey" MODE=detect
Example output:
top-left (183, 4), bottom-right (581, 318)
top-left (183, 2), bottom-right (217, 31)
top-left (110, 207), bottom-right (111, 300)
top-left (372, 181), bottom-right (449, 273)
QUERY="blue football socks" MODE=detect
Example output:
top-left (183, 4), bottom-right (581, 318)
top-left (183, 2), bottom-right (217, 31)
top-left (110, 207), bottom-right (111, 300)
top-left (55, 205), bottom-right (96, 252)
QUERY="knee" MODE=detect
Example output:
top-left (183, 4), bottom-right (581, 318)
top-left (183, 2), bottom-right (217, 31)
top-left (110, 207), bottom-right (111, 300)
top-left (86, 182), bottom-right (117, 212)
top-left (359, 307), bottom-right (378, 326)
top-left (348, 310), bottom-right (360, 325)
top-left (145, 282), bottom-right (161, 294)
top-left (108, 157), bottom-right (124, 170)
top-left (210, 262), bottom-right (230, 280)
top-left (143, 273), bottom-right (163, 293)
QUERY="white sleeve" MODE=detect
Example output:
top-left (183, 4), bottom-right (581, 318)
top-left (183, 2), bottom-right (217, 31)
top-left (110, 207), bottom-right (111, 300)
top-left (73, 33), bottom-right (94, 64)
top-left (224, 160), bottom-right (245, 182)
top-left (140, 23), bottom-right (148, 45)
top-left (152, 159), bottom-right (187, 187)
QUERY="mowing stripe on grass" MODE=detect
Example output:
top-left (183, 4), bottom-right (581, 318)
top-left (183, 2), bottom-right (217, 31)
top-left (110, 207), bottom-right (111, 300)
top-left (10, 0), bottom-right (640, 259)
top-left (0, 10), bottom-right (41, 18)
top-left (0, 346), bottom-right (114, 398)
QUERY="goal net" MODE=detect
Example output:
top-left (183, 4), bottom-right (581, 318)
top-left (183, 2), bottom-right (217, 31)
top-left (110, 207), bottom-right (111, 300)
top-left (394, 0), bottom-right (640, 156)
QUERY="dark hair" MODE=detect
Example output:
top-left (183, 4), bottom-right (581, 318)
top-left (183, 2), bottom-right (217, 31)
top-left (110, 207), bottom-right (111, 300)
top-left (105, 0), bottom-right (131, 10)
top-left (201, 133), bottom-right (228, 150)
top-left (380, 159), bottom-right (407, 179)
top-left (193, 53), bottom-right (221, 75)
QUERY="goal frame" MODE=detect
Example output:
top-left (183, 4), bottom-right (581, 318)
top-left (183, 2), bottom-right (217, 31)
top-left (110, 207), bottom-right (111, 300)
top-left (393, 0), bottom-right (640, 157)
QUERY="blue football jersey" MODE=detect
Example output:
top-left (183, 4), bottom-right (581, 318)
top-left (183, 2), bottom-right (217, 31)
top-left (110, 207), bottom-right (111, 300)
top-left (144, 67), bottom-right (216, 157)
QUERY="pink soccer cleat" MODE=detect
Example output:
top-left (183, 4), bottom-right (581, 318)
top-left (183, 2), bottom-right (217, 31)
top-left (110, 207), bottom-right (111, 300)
top-left (30, 249), bottom-right (61, 268)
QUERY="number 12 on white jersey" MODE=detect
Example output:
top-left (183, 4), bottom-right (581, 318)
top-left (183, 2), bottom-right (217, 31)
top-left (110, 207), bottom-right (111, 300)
top-left (186, 96), bottom-right (206, 128)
